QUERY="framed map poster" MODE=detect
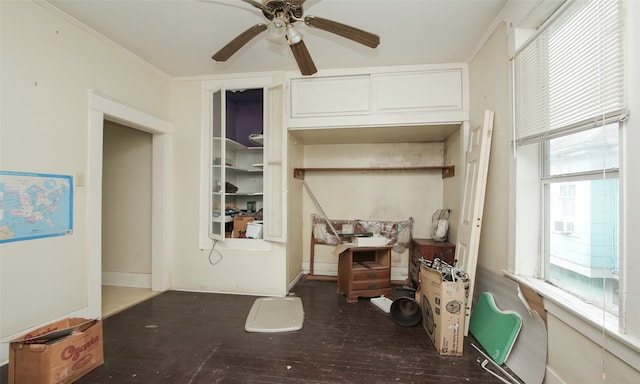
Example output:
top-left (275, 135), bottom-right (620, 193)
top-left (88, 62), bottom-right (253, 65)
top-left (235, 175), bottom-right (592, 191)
top-left (0, 170), bottom-right (73, 243)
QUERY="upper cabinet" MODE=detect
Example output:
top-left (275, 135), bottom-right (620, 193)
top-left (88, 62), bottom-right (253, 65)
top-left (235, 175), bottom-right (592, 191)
top-left (290, 75), bottom-right (371, 119)
top-left (286, 64), bottom-right (468, 134)
top-left (373, 70), bottom-right (463, 115)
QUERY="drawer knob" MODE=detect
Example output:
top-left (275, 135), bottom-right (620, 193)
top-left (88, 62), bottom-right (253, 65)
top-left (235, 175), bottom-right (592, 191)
top-left (367, 272), bottom-right (377, 278)
top-left (368, 283), bottom-right (377, 289)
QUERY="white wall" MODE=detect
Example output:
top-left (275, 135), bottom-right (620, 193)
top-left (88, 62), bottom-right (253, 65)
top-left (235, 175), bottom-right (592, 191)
top-left (0, 1), bottom-right (171, 363)
top-left (443, 128), bottom-right (462, 242)
top-left (168, 76), bottom-right (290, 297)
top-left (299, 142), bottom-right (451, 279)
top-left (469, 23), bottom-right (511, 274)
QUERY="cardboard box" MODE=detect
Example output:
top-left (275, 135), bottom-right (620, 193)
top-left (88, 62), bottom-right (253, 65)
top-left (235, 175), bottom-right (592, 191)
top-left (9, 318), bottom-right (104, 384)
top-left (420, 266), bottom-right (467, 356)
top-left (233, 216), bottom-right (254, 238)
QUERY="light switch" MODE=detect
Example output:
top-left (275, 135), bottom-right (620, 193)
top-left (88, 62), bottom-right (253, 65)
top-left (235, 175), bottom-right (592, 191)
top-left (75, 172), bottom-right (85, 186)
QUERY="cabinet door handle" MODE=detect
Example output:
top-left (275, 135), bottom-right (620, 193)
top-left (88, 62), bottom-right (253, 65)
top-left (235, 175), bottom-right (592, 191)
top-left (367, 272), bottom-right (377, 278)
top-left (368, 283), bottom-right (377, 289)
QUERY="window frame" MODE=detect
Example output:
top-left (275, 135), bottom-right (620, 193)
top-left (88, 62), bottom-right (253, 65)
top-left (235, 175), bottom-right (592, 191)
top-left (508, 0), bottom-right (640, 371)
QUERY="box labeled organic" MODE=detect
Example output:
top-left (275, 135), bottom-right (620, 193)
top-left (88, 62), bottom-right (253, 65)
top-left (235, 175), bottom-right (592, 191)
top-left (9, 318), bottom-right (104, 384)
top-left (420, 265), bottom-right (467, 356)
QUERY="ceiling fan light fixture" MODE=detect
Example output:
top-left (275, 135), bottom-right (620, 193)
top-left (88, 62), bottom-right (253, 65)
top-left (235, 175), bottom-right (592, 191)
top-left (286, 25), bottom-right (303, 45)
top-left (267, 17), bottom-right (286, 42)
top-left (213, 0), bottom-right (379, 76)
top-left (271, 14), bottom-right (286, 28)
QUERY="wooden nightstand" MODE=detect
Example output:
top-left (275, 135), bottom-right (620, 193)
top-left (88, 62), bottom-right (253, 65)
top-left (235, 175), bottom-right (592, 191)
top-left (337, 246), bottom-right (392, 303)
top-left (409, 239), bottom-right (455, 288)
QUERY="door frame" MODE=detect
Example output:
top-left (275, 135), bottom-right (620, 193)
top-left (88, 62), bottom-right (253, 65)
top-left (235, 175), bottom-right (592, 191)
top-left (87, 91), bottom-right (172, 318)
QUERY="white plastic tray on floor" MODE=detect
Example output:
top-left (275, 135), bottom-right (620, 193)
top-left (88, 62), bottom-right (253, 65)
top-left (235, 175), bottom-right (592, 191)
top-left (245, 297), bottom-right (304, 332)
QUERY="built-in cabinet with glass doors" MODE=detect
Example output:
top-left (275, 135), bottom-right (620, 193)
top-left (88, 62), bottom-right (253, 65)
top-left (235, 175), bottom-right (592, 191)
top-left (209, 85), bottom-right (285, 242)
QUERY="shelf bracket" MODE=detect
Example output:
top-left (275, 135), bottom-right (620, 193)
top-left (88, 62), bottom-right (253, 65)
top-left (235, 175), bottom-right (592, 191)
top-left (294, 168), bottom-right (306, 180)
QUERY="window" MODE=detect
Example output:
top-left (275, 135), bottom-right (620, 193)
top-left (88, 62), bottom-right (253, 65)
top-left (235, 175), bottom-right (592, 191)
top-left (513, 0), bottom-right (625, 317)
top-left (544, 124), bottom-right (619, 313)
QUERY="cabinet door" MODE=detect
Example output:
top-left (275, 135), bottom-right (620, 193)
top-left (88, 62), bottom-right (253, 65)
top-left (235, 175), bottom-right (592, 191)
top-left (372, 69), bottom-right (463, 113)
top-left (210, 88), bottom-right (227, 240)
top-left (263, 84), bottom-right (286, 242)
top-left (289, 75), bottom-right (371, 118)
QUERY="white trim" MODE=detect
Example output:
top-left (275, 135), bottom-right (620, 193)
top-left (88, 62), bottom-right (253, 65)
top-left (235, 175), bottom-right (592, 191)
top-left (88, 91), bottom-right (172, 319)
top-left (102, 272), bottom-right (152, 288)
top-left (504, 271), bottom-right (640, 372)
top-left (171, 288), bottom-right (283, 298)
top-left (151, 133), bottom-right (171, 291)
top-left (467, 0), bottom-right (563, 63)
top-left (89, 91), bottom-right (172, 133)
top-left (621, 0), bottom-right (640, 355)
top-left (87, 108), bottom-right (105, 319)
top-left (466, 0), bottom-right (514, 63)
top-left (287, 271), bottom-right (305, 293)
top-left (198, 87), bottom-right (213, 249)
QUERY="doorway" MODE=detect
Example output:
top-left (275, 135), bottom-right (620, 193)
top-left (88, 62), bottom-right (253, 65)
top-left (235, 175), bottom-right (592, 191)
top-left (87, 91), bottom-right (171, 319)
top-left (101, 121), bottom-right (158, 316)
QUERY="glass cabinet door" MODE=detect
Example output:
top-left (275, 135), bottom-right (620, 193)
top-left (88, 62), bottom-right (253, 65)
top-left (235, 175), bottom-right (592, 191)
top-left (210, 89), bottom-right (225, 239)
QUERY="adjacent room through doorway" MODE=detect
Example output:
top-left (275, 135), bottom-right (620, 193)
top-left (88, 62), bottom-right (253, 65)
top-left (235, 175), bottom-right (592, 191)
top-left (101, 120), bottom-right (157, 316)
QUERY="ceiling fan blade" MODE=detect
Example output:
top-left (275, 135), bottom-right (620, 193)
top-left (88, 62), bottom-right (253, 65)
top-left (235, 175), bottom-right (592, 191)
top-left (304, 16), bottom-right (380, 48)
top-left (289, 0), bottom-right (306, 5)
top-left (240, 0), bottom-right (264, 11)
top-left (290, 41), bottom-right (317, 76)
top-left (212, 23), bottom-right (267, 61)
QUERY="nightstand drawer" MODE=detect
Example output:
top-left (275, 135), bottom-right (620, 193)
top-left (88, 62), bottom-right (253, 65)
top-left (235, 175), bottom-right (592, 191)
top-left (351, 268), bottom-right (390, 281)
top-left (351, 279), bottom-right (390, 291)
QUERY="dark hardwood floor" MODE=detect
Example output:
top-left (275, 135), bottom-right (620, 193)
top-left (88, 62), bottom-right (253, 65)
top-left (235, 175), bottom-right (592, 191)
top-left (2, 279), bottom-right (505, 383)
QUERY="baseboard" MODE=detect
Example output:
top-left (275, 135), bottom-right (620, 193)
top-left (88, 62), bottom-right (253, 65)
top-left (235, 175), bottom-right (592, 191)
top-left (287, 271), bottom-right (305, 292)
top-left (304, 274), bottom-right (337, 281)
top-left (102, 271), bottom-right (151, 288)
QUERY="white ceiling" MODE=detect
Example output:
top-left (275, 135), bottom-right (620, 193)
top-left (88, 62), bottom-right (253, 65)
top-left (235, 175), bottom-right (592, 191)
top-left (45, 0), bottom-right (509, 78)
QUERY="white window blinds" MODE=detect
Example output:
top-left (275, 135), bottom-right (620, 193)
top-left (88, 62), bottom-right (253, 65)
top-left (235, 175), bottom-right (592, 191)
top-left (513, 0), bottom-right (625, 145)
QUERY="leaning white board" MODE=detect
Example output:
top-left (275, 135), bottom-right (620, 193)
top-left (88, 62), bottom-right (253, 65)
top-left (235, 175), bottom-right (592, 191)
top-left (475, 267), bottom-right (547, 384)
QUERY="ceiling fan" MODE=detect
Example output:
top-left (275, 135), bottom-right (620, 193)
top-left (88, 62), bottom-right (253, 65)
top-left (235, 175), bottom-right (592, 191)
top-left (212, 0), bottom-right (380, 76)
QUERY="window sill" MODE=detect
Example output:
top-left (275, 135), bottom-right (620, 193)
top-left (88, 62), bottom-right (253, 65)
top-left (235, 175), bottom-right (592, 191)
top-left (503, 271), bottom-right (640, 371)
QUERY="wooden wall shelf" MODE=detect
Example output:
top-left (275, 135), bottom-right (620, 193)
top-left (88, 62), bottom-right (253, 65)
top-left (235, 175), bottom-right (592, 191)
top-left (293, 166), bottom-right (455, 180)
